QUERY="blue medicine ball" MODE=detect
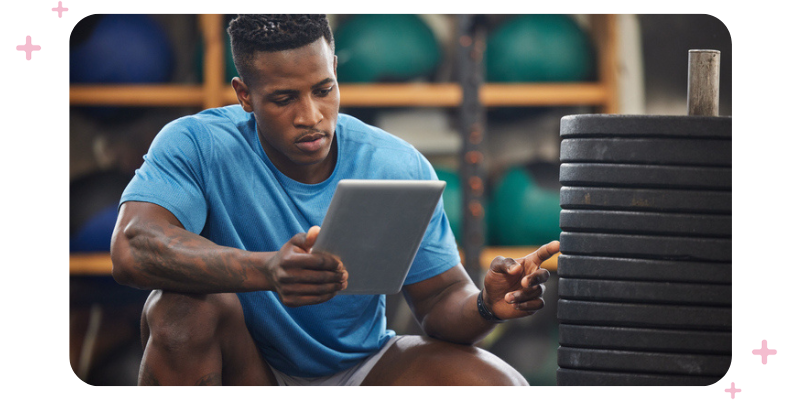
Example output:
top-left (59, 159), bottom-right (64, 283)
top-left (70, 14), bottom-right (174, 84)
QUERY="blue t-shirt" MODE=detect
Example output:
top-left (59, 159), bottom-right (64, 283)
top-left (120, 105), bottom-right (461, 377)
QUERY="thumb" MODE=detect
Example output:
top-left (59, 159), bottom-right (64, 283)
top-left (488, 256), bottom-right (523, 276)
top-left (304, 226), bottom-right (321, 249)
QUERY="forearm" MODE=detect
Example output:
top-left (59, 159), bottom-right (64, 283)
top-left (111, 219), bottom-right (274, 293)
top-left (416, 287), bottom-right (500, 345)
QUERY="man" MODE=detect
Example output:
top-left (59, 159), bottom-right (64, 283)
top-left (111, 14), bottom-right (559, 386)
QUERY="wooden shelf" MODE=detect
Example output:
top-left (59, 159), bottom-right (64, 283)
top-left (70, 247), bottom-right (559, 276)
top-left (69, 15), bottom-right (619, 111)
top-left (71, 82), bottom-right (612, 108)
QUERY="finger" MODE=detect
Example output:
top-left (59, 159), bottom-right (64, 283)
top-left (304, 226), bottom-right (321, 248)
top-left (284, 251), bottom-right (344, 272)
top-left (504, 284), bottom-right (545, 304)
top-left (521, 268), bottom-right (551, 287)
top-left (289, 232), bottom-right (312, 252)
top-left (278, 268), bottom-right (348, 285)
top-left (488, 256), bottom-right (523, 275)
top-left (522, 240), bottom-right (560, 268)
top-left (513, 296), bottom-right (545, 313)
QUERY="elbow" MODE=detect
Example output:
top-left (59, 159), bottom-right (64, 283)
top-left (109, 224), bottom-right (142, 288)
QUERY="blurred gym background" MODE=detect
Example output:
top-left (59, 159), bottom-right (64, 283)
top-left (69, 14), bottom-right (731, 385)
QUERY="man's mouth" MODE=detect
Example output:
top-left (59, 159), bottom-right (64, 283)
top-left (295, 131), bottom-right (327, 152)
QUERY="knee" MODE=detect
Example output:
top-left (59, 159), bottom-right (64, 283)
top-left (404, 337), bottom-right (528, 385)
top-left (143, 291), bottom-right (233, 353)
top-left (461, 347), bottom-right (529, 386)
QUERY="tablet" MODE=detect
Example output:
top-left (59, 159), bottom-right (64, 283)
top-left (311, 179), bottom-right (446, 295)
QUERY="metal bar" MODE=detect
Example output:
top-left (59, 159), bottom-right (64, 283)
top-left (687, 49), bottom-right (720, 116)
top-left (456, 15), bottom-right (488, 283)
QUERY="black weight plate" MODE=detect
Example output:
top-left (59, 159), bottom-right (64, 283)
top-left (560, 138), bottom-right (731, 167)
top-left (559, 163), bottom-right (732, 191)
top-left (557, 368), bottom-right (722, 386)
top-left (559, 278), bottom-right (731, 306)
top-left (560, 232), bottom-right (731, 262)
top-left (559, 325), bottom-right (731, 354)
top-left (560, 163), bottom-right (732, 190)
top-left (560, 210), bottom-right (731, 238)
top-left (557, 300), bottom-right (731, 330)
top-left (557, 347), bottom-right (731, 376)
top-left (560, 186), bottom-right (731, 214)
top-left (557, 255), bottom-right (731, 284)
top-left (560, 114), bottom-right (732, 139)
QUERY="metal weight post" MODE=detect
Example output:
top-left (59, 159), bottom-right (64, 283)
top-left (456, 15), bottom-right (488, 283)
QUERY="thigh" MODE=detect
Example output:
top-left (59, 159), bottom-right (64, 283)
top-left (361, 336), bottom-right (528, 386)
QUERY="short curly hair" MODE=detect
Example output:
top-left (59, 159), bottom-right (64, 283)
top-left (227, 14), bottom-right (334, 84)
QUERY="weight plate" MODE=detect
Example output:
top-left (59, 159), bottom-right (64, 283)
top-left (559, 278), bottom-right (731, 306)
top-left (560, 210), bottom-right (731, 238)
top-left (557, 300), bottom-right (731, 330)
top-left (557, 368), bottom-right (722, 386)
top-left (557, 347), bottom-right (731, 376)
top-left (560, 232), bottom-right (732, 262)
top-left (560, 186), bottom-right (731, 214)
top-left (560, 138), bottom-right (731, 167)
top-left (560, 114), bottom-right (732, 139)
top-left (559, 325), bottom-right (732, 354)
top-left (557, 255), bottom-right (731, 284)
top-left (560, 163), bottom-right (732, 190)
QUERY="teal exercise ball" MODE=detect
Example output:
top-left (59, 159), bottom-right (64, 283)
top-left (435, 167), bottom-right (462, 244)
top-left (486, 15), bottom-right (594, 83)
top-left (488, 166), bottom-right (561, 246)
top-left (334, 14), bottom-right (441, 83)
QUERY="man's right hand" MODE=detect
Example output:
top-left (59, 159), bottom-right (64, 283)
top-left (265, 226), bottom-right (348, 307)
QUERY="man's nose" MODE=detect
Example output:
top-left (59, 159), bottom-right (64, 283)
top-left (294, 95), bottom-right (323, 128)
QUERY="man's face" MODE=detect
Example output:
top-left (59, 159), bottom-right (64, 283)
top-left (233, 37), bottom-right (339, 183)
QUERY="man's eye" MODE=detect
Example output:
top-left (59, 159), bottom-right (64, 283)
top-left (273, 98), bottom-right (292, 106)
top-left (317, 87), bottom-right (333, 96)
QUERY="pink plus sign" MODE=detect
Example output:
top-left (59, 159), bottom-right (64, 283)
top-left (16, 36), bottom-right (41, 60)
top-left (52, 1), bottom-right (68, 18)
top-left (752, 339), bottom-right (777, 364)
top-left (725, 382), bottom-right (741, 399)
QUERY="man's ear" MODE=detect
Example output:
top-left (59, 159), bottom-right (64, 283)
top-left (231, 77), bottom-right (253, 113)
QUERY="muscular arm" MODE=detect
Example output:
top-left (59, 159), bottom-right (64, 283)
top-left (403, 243), bottom-right (557, 345)
top-left (110, 201), bottom-right (274, 293)
top-left (111, 201), bottom-right (347, 304)
top-left (402, 266), bottom-right (493, 345)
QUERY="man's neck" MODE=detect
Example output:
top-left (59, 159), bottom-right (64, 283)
top-left (261, 134), bottom-right (338, 185)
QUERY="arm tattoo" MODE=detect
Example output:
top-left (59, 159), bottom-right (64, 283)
top-left (128, 221), bottom-right (263, 292)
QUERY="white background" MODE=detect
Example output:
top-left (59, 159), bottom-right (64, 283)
top-left (2, 1), bottom-right (792, 399)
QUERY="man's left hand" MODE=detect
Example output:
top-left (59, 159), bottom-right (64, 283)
top-left (482, 241), bottom-right (559, 321)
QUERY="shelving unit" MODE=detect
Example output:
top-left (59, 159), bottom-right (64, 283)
top-left (70, 14), bottom-right (619, 111)
top-left (69, 14), bottom-right (620, 274)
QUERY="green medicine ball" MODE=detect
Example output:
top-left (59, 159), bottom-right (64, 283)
top-left (488, 166), bottom-right (561, 246)
top-left (334, 14), bottom-right (441, 83)
top-left (486, 15), bottom-right (594, 83)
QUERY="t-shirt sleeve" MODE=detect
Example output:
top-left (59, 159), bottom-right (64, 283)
top-left (402, 152), bottom-right (462, 284)
top-left (119, 117), bottom-right (209, 234)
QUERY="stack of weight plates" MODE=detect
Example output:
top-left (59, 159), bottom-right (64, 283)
top-left (556, 114), bottom-right (732, 386)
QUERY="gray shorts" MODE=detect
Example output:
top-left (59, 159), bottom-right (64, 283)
top-left (268, 336), bottom-right (402, 386)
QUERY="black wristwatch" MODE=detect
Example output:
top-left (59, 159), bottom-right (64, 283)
top-left (477, 289), bottom-right (505, 323)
